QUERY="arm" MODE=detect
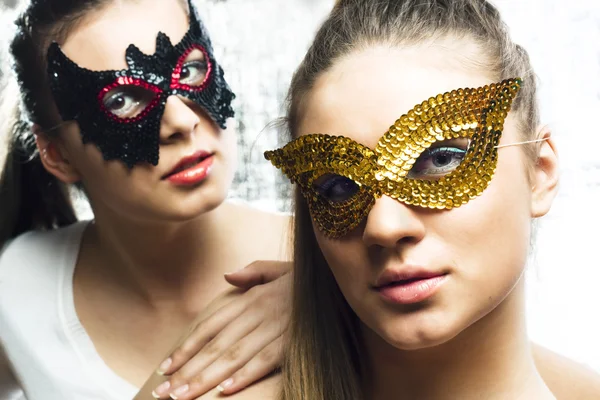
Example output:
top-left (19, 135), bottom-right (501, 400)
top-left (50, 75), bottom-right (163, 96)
top-left (534, 344), bottom-right (600, 400)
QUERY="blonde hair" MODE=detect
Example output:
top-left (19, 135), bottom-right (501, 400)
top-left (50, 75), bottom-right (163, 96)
top-left (281, 1), bottom-right (540, 399)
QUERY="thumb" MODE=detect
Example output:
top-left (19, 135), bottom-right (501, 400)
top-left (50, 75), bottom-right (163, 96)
top-left (224, 260), bottom-right (292, 289)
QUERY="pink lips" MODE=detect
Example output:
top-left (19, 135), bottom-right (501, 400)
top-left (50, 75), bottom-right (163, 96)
top-left (374, 269), bottom-right (448, 305)
top-left (163, 150), bottom-right (214, 185)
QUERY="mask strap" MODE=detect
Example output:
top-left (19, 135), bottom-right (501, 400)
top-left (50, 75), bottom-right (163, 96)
top-left (495, 137), bottom-right (550, 149)
top-left (43, 121), bottom-right (72, 134)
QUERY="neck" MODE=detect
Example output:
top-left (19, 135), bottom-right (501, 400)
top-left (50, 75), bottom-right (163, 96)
top-left (83, 201), bottom-right (237, 313)
top-left (364, 279), bottom-right (553, 400)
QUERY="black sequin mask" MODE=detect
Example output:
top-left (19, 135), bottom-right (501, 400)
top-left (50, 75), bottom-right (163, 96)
top-left (46, 0), bottom-right (235, 168)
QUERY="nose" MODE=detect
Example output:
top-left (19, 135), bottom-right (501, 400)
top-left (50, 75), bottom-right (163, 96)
top-left (362, 196), bottom-right (426, 249)
top-left (159, 95), bottom-right (202, 143)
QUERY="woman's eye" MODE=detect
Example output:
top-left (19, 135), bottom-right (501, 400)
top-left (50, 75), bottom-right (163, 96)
top-left (104, 93), bottom-right (137, 115)
top-left (313, 174), bottom-right (360, 203)
top-left (180, 60), bottom-right (208, 86)
top-left (101, 85), bottom-right (156, 119)
top-left (408, 139), bottom-right (469, 179)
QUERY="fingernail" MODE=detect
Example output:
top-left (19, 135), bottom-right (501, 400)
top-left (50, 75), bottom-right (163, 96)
top-left (170, 384), bottom-right (189, 399)
top-left (217, 378), bottom-right (234, 392)
top-left (152, 381), bottom-right (170, 398)
top-left (157, 358), bottom-right (172, 375)
top-left (225, 265), bottom-right (248, 275)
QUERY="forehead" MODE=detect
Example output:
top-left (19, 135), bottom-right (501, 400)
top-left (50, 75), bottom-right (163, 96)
top-left (59, 0), bottom-right (189, 71)
top-left (298, 38), bottom-right (496, 148)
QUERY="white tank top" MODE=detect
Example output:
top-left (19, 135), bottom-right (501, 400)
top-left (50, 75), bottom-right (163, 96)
top-left (0, 222), bottom-right (139, 399)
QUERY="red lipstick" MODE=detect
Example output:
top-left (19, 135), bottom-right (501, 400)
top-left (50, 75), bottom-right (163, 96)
top-left (373, 268), bottom-right (448, 305)
top-left (163, 151), bottom-right (214, 186)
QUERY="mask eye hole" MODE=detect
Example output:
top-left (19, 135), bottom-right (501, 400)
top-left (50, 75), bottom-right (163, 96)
top-left (179, 49), bottom-right (209, 86)
top-left (313, 174), bottom-right (360, 203)
top-left (100, 82), bottom-right (161, 120)
top-left (172, 45), bottom-right (212, 91)
top-left (408, 138), bottom-right (470, 180)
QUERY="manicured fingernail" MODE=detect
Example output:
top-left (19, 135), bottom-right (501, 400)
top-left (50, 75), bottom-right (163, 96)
top-left (170, 384), bottom-right (189, 399)
top-left (152, 381), bottom-right (170, 398)
top-left (225, 264), bottom-right (248, 275)
top-left (157, 358), bottom-right (172, 375)
top-left (217, 378), bottom-right (234, 392)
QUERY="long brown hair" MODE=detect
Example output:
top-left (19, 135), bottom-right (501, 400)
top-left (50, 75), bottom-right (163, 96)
top-left (0, 1), bottom-right (116, 246)
top-left (281, 1), bottom-right (540, 399)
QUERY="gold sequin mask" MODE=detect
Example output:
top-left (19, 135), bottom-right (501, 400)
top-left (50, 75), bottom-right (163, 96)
top-left (265, 79), bottom-right (522, 238)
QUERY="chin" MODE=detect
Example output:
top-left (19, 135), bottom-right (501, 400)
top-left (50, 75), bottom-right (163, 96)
top-left (383, 330), bottom-right (454, 351)
top-left (384, 331), bottom-right (457, 351)
top-left (370, 311), bottom-right (464, 351)
top-left (165, 188), bottom-right (228, 221)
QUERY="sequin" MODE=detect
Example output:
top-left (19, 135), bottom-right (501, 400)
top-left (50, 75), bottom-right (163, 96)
top-left (265, 79), bottom-right (521, 238)
top-left (46, 0), bottom-right (235, 168)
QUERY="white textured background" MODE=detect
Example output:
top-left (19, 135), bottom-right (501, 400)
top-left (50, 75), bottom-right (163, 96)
top-left (1, 0), bottom-right (599, 373)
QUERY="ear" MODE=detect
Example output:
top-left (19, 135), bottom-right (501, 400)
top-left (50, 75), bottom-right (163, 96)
top-left (530, 125), bottom-right (559, 218)
top-left (33, 124), bottom-right (81, 184)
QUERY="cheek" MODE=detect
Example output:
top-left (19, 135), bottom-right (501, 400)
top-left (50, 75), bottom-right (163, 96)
top-left (315, 231), bottom-right (372, 306)
top-left (61, 130), bottom-right (161, 209)
top-left (438, 146), bottom-right (533, 297)
top-left (64, 137), bottom-right (131, 184)
top-left (61, 130), bottom-right (117, 180)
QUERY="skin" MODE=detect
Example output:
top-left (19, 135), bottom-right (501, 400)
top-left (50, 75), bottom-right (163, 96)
top-left (136, 276), bottom-right (284, 400)
top-left (296, 39), bottom-right (559, 399)
top-left (533, 345), bottom-right (600, 400)
top-left (34, 0), bottom-right (290, 398)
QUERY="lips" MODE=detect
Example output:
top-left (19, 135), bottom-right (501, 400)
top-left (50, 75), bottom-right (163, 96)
top-left (374, 269), bottom-right (446, 289)
top-left (163, 150), bottom-right (213, 179)
top-left (373, 267), bottom-right (449, 305)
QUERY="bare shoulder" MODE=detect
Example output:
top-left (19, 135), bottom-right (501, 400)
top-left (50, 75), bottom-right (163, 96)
top-left (199, 373), bottom-right (280, 400)
top-left (224, 200), bottom-right (293, 261)
top-left (533, 344), bottom-right (600, 400)
top-left (226, 200), bottom-right (291, 229)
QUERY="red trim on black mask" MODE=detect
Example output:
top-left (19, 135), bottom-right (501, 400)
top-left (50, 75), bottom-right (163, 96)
top-left (170, 44), bottom-right (213, 92)
top-left (97, 78), bottom-right (163, 124)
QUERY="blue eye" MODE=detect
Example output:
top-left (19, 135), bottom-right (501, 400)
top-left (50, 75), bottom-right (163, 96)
top-left (408, 139), bottom-right (469, 179)
top-left (313, 174), bottom-right (360, 203)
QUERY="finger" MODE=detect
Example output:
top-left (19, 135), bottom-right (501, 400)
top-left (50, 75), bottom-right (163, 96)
top-left (216, 336), bottom-right (284, 395)
top-left (160, 297), bottom-right (249, 376)
top-left (189, 320), bottom-right (286, 396)
top-left (170, 330), bottom-right (285, 400)
top-left (165, 312), bottom-right (266, 398)
top-left (224, 260), bottom-right (292, 289)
